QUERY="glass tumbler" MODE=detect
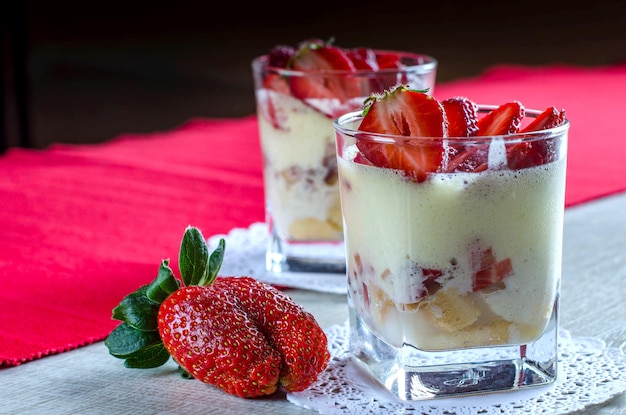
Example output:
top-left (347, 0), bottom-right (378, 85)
top-left (252, 51), bottom-right (437, 275)
top-left (334, 107), bottom-right (569, 400)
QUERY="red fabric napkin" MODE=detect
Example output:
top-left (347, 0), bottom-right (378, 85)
top-left (1, 64), bottom-right (625, 367)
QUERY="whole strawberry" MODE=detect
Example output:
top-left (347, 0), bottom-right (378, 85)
top-left (105, 226), bottom-right (330, 398)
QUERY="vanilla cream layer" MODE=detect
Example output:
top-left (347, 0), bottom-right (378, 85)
top-left (257, 92), bottom-right (342, 241)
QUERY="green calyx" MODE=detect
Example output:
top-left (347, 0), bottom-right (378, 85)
top-left (104, 226), bottom-right (225, 369)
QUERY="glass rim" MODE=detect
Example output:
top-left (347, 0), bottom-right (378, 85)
top-left (334, 106), bottom-right (570, 144)
top-left (251, 51), bottom-right (438, 76)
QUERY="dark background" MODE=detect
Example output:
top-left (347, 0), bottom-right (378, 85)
top-left (3, 0), bottom-right (626, 149)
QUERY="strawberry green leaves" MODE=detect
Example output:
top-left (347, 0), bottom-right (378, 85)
top-left (105, 226), bottom-right (226, 370)
top-left (179, 226), bottom-right (210, 286)
top-left (179, 226), bottom-right (225, 286)
top-left (105, 322), bottom-right (169, 368)
top-left (207, 239), bottom-right (225, 283)
top-left (112, 285), bottom-right (161, 331)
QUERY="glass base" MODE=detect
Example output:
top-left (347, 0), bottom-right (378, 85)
top-left (349, 301), bottom-right (558, 401)
top-left (266, 226), bottom-right (346, 274)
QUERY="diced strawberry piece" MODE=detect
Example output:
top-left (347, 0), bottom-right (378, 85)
top-left (494, 258), bottom-right (513, 280)
top-left (473, 268), bottom-right (495, 292)
top-left (478, 247), bottom-right (496, 270)
top-left (471, 246), bottom-right (513, 291)
top-left (422, 267), bottom-right (443, 296)
top-left (476, 101), bottom-right (525, 136)
top-left (356, 87), bottom-right (446, 182)
top-left (423, 268), bottom-right (443, 280)
top-left (441, 96), bottom-right (479, 137)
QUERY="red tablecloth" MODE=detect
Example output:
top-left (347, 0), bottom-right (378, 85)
top-left (1, 63), bottom-right (625, 367)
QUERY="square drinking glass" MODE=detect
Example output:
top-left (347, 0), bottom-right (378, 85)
top-left (252, 50), bottom-right (437, 275)
top-left (334, 106), bottom-right (569, 400)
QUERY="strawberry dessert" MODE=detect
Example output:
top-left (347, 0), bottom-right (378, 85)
top-left (334, 86), bottom-right (568, 351)
top-left (105, 226), bottom-right (330, 398)
top-left (252, 39), bottom-right (437, 272)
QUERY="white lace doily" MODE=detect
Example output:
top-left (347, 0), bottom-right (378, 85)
top-left (287, 321), bottom-right (626, 414)
top-left (208, 222), bottom-right (347, 294)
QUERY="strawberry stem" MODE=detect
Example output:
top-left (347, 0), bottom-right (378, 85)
top-left (146, 260), bottom-right (181, 303)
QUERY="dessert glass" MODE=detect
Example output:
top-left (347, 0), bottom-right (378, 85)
top-left (334, 107), bottom-right (569, 400)
top-left (251, 51), bottom-right (437, 274)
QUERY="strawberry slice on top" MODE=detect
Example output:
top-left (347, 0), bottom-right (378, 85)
top-left (287, 40), bottom-right (362, 109)
top-left (346, 48), bottom-right (408, 93)
top-left (520, 106), bottom-right (566, 133)
top-left (508, 106), bottom-right (567, 169)
top-left (345, 47), bottom-right (379, 70)
top-left (267, 45), bottom-right (296, 68)
top-left (375, 51), bottom-right (405, 69)
top-left (441, 96), bottom-right (479, 137)
top-left (476, 101), bottom-right (525, 136)
top-left (356, 86), bottom-right (447, 182)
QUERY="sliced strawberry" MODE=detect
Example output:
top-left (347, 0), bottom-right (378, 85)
top-left (289, 43), bottom-right (357, 73)
top-left (348, 48), bottom-right (409, 92)
top-left (446, 145), bottom-right (490, 173)
top-left (358, 87), bottom-right (447, 136)
top-left (267, 45), bottom-right (296, 68)
top-left (440, 97), bottom-right (482, 172)
top-left (356, 87), bottom-right (446, 182)
top-left (288, 43), bottom-right (361, 104)
top-left (441, 96), bottom-right (479, 137)
top-left (471, 246), bottom-right (513, 292)
top-left (262, 72), bottom-right (290, 94)
top-left (507, 142), bottom-right (538, 169)
top-left (422, 267), bottom-right (443, 296)
top-left (375, 51), bottom-right (404, 69)
top-left (520, 106), bottom-right (565, 132)
top-left (507, 107), bottom-right (566, 169)
top-left (476, 101), bottom-right (525, 136)
top-left (346, 47), bottom-right (379, 70)
top-left (353, 151), bottom-right (374, 166)
top-left (446, 100), bottom-right (522, 172)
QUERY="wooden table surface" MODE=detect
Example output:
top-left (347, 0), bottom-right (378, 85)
top-left (1, 193), bottom-right (625, 415)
